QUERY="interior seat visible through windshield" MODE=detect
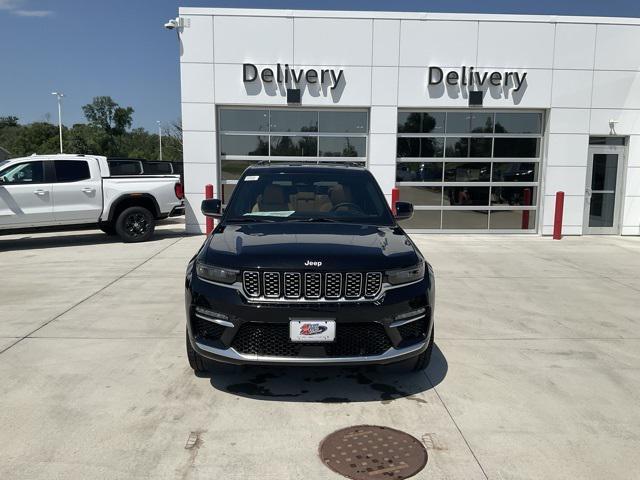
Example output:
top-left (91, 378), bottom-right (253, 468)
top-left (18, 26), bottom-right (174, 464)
top-left (226, 169), bottom-right (393, 225)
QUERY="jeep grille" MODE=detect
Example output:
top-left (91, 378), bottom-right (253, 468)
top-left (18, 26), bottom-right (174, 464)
top-left (242, 271), bottom-right (383, 301)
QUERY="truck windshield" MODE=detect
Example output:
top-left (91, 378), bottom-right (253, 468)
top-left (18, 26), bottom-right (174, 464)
top-left (225, 170), bottom-right (394, 225)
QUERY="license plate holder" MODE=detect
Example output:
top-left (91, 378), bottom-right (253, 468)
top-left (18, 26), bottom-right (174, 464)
top-left (289, 319), bottom-right (336, 343)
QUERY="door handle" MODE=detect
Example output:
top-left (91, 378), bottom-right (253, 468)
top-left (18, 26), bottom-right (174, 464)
top-left (33, 189), bottom-right (47, 196)
top-left (82, 187), bottom-right (95, 193)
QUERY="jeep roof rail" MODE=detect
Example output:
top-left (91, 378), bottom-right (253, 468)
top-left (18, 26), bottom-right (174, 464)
top-left (252, 160), bottom-right (365, 168)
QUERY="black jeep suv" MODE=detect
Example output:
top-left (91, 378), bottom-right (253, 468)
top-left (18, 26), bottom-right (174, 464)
top-left (185, 164), bottom-right (435, 372)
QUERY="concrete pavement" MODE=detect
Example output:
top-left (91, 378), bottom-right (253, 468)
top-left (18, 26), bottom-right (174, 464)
top-left (0, 226), bottom-right (639, 479)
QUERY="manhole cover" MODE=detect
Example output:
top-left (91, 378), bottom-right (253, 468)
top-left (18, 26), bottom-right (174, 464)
top-left (319, 425), bottom-right (428, 479)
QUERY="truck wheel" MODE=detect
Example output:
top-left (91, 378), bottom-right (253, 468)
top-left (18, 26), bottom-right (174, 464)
top-left (186, 329), bottom-right (210, 374)
top-left (98, 223), bottom-right (117, 236)
top-left (115, 206), bottom-right (155, 243)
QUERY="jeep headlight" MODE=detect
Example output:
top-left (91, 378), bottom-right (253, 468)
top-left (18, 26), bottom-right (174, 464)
top-left (195, 261), bottom-right (239, 284)
top-left (385, 261), bottom-right (425, 285)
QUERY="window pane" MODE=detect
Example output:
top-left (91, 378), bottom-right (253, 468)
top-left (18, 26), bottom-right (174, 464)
top-left (396, 163), bottom-right (443, 182)
top-left (397, 138), bottom-right (443, 158)
top-left (491, 187), bottom-right (537, 206)
top-left (445, 137), bottom-right (469, 157)
top-left (589, 136), bottom-right (625, 146)
top-left (489, 210), bottom-right (536, 229)
top-left (319, 111), bottom-right (368, 133)
top-left (398, 112), bottom-right (445, 133)
top-left (397, 186), bottom-right (442, 206)
top-left (222, 161), bottom-right (255, 181)
top-left (591, 154), bottom-right (618, 190)
top-left (469, 138), bottom-right (492, 157)
top-left (447, 112), bottom-right (493, 133)
top-left (107, 160), bottom-right (142, 175)
top-left (222, 183), bottom-right (236, 204)
top-left (0, 161), bottom-right (44, 183)
top-left (494, 113), bottom-right (542, 134)
top-left (493, 138), bottom-right (539, 157)
top-left (270, 136), bottom-right (318, 156)
top-left (319, 137), bottom-right (366, 157)
top-left (444, 162), bottom-right (490, 182)
top-left (492, 162), bottom-right (537, 182)
top-left (398, 210), bottom-right (441, 229)
top-left (442, 210), bottom-right (489, 229)
top-left (220, 135), bottom-right (269, 156)
top-left (270, 110), bottom-right (318, 133)
top-left (54, 160), bottom-right (90, 182)
top-left (589, 192), bottom-right (616, 227)
top-left (219, 109), bottom-right (269, 132)
top-left (443, 187), bottom-right (490, 205)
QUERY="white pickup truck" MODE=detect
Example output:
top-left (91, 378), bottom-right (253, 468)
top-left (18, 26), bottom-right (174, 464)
top-left (0, 154), bottom-right (185, 242)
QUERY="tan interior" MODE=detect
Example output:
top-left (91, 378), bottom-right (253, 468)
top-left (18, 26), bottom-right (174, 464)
top-left (252, 184), bottom-right (353, 213)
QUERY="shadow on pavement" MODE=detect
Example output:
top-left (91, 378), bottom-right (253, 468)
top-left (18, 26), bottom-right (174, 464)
top-left (0, 225), bottom-right (188, 251)
top-left (207, 344), bottom-right (447, 403)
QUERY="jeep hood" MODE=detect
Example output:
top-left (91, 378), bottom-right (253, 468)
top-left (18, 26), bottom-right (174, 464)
top-left (204, 223), bottom-right (420, 271)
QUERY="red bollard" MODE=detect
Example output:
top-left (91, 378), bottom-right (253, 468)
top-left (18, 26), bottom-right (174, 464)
top-left (205, 184), bottom-right (214, 235)
top-left (521, 187), bottom-right (531, 230)
top-left (553, 191), bottom-right (564, 240)
top-left (391, 187), bottom-right (399, 216)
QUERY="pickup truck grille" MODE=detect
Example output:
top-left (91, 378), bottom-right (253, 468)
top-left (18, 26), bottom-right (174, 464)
top-left (242, 271), bottom-right (383, 301)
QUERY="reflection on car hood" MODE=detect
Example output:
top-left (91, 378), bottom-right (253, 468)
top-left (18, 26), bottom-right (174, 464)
top-left (204, 223), bottom-right (420, 271)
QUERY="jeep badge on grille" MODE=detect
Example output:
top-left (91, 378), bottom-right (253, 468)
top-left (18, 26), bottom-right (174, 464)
top-left (305, 260), bottom-right (323, 267)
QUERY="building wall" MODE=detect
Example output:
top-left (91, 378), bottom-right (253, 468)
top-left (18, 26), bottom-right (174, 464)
top-left (178, 8), bottom-right (640, 235)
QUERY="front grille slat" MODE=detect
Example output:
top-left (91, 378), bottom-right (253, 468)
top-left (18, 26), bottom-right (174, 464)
top-left (263, 272), bottom-right (280, 298)
top-left (243, 271), bottom-right (260, 297)
top-left (284, 272), bottom-right (301, 299)
top-left (345, 272), bottom-right (363, 298)
top-left (365, 272), bottom-right (382, 298)
top-left (325, 273), bottom-right (342, 299)
top-left (305, 272), bottom-right (321, 299)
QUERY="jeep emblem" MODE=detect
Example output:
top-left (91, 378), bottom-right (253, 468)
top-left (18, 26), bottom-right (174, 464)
top-left (305, 260), bottom-right (323, 267)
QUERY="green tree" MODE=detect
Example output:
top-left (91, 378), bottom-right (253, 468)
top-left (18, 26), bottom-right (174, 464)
top-left (0, 101), bottom-right (183, 163)
top-left (82, 96), bottom-right (134, 136)
top-left (0, 116), bottom-right (19, 128)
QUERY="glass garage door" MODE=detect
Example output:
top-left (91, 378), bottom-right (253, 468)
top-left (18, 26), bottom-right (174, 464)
top-left (218, 107), bottom-right (368, 203)
top-left (396, 110), bottom-right (543, 231)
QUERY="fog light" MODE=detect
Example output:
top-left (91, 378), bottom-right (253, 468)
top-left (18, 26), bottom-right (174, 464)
top-left (394, 307), bottom-right (426, 321)
top-left (194, 306), bottom-right (233, 327)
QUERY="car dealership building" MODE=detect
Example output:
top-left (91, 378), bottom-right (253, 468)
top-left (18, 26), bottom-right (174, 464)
top-left (177, 7), bottom-right (640, 235)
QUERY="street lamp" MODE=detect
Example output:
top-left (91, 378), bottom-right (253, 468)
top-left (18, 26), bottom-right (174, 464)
top-left (51, 92), bottom-right (64, 153)
top-left (157, 121), bottom-right (163, 161)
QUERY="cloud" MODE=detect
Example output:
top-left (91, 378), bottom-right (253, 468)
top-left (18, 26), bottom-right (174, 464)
top-left (13, 9), bottom-right (52, 16)
top-left (0, 0), bottom-right (52, 17)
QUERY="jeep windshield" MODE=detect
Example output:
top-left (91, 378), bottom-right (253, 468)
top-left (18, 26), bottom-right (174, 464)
top-left (224, 170), bottom-right (395, 225)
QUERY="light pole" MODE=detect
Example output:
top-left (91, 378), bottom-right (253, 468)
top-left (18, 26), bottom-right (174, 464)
top-left (157, 121), bottom-right (163, 161)
top-left (51, 92), bottom-right (64, 153)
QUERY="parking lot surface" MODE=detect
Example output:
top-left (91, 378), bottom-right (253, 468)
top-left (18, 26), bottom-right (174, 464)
top-left (1, 224), bottom-right (639, 479)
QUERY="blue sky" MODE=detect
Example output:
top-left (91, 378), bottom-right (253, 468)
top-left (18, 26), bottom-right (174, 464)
top-left (1, 0), bottom-right (639, 132)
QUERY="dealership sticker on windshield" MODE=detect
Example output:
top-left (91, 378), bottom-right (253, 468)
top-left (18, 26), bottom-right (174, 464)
top-left (290, 320), bottom-right (336, 342)
top-left (245, 175), bottom-right (259, 181)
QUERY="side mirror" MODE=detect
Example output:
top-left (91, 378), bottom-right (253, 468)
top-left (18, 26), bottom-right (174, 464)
top-left (394, 201), bottom-right (414, 221)
top-left (201, 199), bottom-right (222, 218)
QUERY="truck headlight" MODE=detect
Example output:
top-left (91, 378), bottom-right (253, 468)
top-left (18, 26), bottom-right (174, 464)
top-left (195, 261), bottom-right (239, 284)
top-left (385, 261), bottom-right (425, 285)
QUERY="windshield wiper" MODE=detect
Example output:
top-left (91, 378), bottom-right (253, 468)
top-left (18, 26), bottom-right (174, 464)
top-left (226, 217), bottom-right (276, 223)
top-left (286, 217), bottom-right (342, 223)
